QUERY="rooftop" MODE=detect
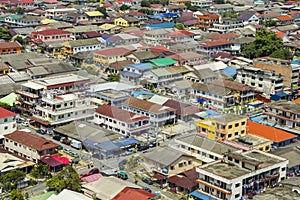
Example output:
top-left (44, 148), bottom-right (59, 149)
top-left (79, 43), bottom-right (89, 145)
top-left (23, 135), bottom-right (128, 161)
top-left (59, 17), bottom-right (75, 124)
top-left (265, 100), bottom-right (300, 113)
top-left (0, 107), bottom-right (16, 118)
top-left (96, 90), bottom-right (129, 99)
top-left (213, 113), bottom-right (246, 124)
top-left (33, 74), bottom-right (89, 87)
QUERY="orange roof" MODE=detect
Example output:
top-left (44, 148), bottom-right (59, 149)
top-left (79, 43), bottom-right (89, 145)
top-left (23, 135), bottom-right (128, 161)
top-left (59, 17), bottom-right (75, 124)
top-left (112, 188), bottom-right (155, 200)
top-left (198, 14), bottom-right (220, 20)
top-left (293, 98), bottom-right (300, 103)
top-left (247, 120), bottom-right (297, 143)
top-left (276, 15), bottom-right (293, 21)
top-left (276, 31), bottom-right (285, 38)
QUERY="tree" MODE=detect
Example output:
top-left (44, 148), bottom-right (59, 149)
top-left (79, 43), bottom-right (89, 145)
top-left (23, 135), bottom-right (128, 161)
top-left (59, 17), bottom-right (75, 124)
top-left (214, 0), bottom-right (225, 4)
top-left (175, 23), bottom-right (185, 30)
top-left (138, 8), bottom-right (153, 15)
top-left (96, 6), bottom-right (107, 17)
top-left (141, 0), bottom-right (151, 7)
top-left (10, 189), bottom-right (24, 200)
top-left (0, 170), bottom-right (26, 191)
top-left (264, 20), bottom-right (277, 27)
top-left (270, 48), bottom-right (293, 60)
top-left (30, 164), bottom-right (50, 179)
top-left (119, 4), bottom-right (130, 11)
top-left (184, 2), bottom-right (198, 11)
top-left (0, 27), bottom-right (12, 41)
top-left (16, 7), bottom-right (24, 14)
top-left (108, 73), bottom-right (121, 82)
top-left (241, 29), bottom-right (283, 59)
top-left (46, 166), bottom-right (81, 193)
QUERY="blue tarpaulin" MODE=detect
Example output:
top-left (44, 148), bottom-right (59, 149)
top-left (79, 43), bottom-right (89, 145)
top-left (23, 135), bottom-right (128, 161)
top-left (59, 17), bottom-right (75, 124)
top-left (270, 91), bottom-right (287, 101)
top-left (222, 66), bottom-right (236, 77)
top-left (131, 90), bottom-right (155, 98)
top-left (190, 190), bottom-right (216, 200)
top-left (114, 137), bottom-right (140, 148)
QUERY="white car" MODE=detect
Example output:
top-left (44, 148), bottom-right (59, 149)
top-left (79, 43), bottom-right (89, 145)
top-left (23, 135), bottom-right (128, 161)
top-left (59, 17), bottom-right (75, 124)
top-left (21, 121), bottom-right (30, 127)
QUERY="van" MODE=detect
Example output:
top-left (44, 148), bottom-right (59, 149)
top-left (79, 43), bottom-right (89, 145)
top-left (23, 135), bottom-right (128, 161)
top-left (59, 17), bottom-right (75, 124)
top-left (71, 139), bottom-right (82, 149)
top-left (117, 171), bottom-right (128, 180)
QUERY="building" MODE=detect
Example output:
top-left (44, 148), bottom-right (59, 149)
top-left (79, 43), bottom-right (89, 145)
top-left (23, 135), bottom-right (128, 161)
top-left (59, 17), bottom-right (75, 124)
top-left (93, 47), bottom-right (132, 66)
top-left (32, 91), bottom-right (96, 127)
top-left (253, 57), bottom-right (300, 90)
top-left (16, 74), bottom-right (90, 116)
top-left (263, 100), bottom-right (300, 132)
top-left (4, 15), bottom-right (41, 27)
top-left (191, 0), bottom-right (212, 9)
top-left (0, 107), bottom-right (16, 137)
top-left (30, 29), bottom-right (71, 43)
top-left (114, 17), bottom-right (140, 27)
top-left (208, 4), bottom-right (234, 14)
top-left (4, 130), bottom-right (59, 162)
top-left (236, 66), bottom-right (284, 95)
top-left (0, 41), bottom-right (22, 55)
top-left (143, 147), bottom-right (199, 176)
top-left (62, 38), bottom-right (105, 57)
top-left (122, 97), bottom-right (176, 127)
top-left (91, 89), bottom-right (129, 107)
top-left (198, 14), bottom-right (220, 30)
top-left (194, 150), bottom-right (288, 200)
top-left (44, 8), bottom-right (78, 19)
top-left (94, 105), bottom-right (151, 136)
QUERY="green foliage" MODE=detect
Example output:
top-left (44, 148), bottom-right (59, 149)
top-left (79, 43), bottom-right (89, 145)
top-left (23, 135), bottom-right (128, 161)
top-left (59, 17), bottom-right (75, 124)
top-left (13, 35), bottom-right (24, 45)
top-left (30, 164), bottom-right (50, 179)
top-left (270, 48), bottom-right (293, 60)
top-left (175, 23), bottom-right (185, 30)
top-left (241, 29), bottom-right (283, 59)
top-left (184, 2), bottom-right (198, 11)
top-left (16, 7), bottom-right (24, 14)
top-left (138, 8), bottom-right (153, 15)
top-left (214, 0), bottom-right (225, 4)
top-left (221, 12), bottom-right (239, 18)
top-left (119, 4), bottom-right (131, 11)
top-left (0, 27), bottom-right (12, 41)
top-left (96, 6), bottom-right (107, 16)
top-left (87, 0), bottom-right (97, 3)
top-left (108, 73), bottom-right (121, 82)
top-left (265, 20), bottom-right (277, 27)
top-left (9, 189), bottom-right (24, 200)
top-left (141, 0), bottom-right (151, 7)
top-left (0, 170), bottom-right (26, 192)
top-left (46, 166), bottom-right (81, 193)
top-left (126, 155), bottom-right (143, 171)
top-left (0, 102), bottom-right (12, 110)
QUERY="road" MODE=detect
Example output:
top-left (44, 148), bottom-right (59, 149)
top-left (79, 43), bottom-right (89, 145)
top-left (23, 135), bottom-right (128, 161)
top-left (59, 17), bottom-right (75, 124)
top-left (26, 182), bottom-right (47, 197)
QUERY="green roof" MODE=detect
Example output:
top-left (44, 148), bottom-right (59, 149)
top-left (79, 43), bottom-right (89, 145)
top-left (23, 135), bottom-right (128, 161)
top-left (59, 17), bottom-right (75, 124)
top-left (149, 57), bottom-right (177, 67)
top-left (29, 191), bottom-right (56, 200)
top-left (0, 93), bottom-right (18, 107)
top-left (9, 14), bottom-right (24, 20)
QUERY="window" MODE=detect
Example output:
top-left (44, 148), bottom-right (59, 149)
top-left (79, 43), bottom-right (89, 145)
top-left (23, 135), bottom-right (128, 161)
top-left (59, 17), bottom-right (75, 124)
top-left (4, 118), bottom-right (8, 122)
top-left (228, 125), bottom-right (232, 129)
top-left (179, 163), bottom-right (183, 168)
top-left (241, 121), bottom-right (245, 125)
top-left (235, 183), bottom-right (240, 187)
top-left (228, 134), bottom-right (232, 138)
top-left (282, 167), bottom-right (286, 171)
top-left (4, 126), bottom-right (8, 130)
top-left (235, 194), bottom-right (240, 198)
top-left (235, 123), bottom-right (239, 127)
top-left (235, 132), bottom-right (238, 136)
top-left (170, 166), bottom-right (174, 170)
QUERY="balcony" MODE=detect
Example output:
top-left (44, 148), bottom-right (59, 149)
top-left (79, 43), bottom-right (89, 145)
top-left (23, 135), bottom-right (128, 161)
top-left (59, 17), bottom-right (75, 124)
top-left (196, 179), bottom-right (232, 195)
top-left (16, 90), bottom-right (39, 99)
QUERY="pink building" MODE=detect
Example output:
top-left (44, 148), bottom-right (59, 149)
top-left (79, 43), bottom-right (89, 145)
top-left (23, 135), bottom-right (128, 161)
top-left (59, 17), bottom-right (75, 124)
top-left (30, 29), bottom-right (70, 43)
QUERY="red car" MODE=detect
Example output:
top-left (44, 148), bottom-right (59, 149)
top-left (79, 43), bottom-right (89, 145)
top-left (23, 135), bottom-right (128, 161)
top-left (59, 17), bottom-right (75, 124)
top-left (79, 168), bottom-right (99, 179)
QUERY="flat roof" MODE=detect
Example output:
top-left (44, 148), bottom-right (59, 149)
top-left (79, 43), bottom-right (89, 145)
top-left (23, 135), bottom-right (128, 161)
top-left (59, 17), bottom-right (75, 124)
top-left (34, 74), bottom-right (89, 86)
top-left (22, 81), bottom-right (44, 90)
top-left (97, 90), bottom-right (128, 99)
top-left (212, 113), bottom-right (246, 124)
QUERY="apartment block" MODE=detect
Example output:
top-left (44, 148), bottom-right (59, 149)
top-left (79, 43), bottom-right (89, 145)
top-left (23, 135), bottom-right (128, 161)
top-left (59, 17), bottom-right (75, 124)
top-left (0, 107), bottom-right (16, 136)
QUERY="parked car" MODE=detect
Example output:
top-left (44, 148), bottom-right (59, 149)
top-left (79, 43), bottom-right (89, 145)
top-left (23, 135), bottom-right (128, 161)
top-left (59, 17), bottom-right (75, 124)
top-left (53, 135), bottom-right (61, 141)
top-left (137, 145), bottom-right (149, 152)
top-left (61, 138), bottom-right (71, 145)
top-left (21, 121), bottom-right (30, 127)
top-left (117, 171), bottom-right (128, 180)
top-left (16, 117), bottom-right (25, 123)
top-left (36, 129), bottom-right (46, 135)
top-left (79, 168), bottom-right (100, 179)
top-left (142, 177), bottom-right (153, 185)
top-left (143, 187), bottom-right (152, 193)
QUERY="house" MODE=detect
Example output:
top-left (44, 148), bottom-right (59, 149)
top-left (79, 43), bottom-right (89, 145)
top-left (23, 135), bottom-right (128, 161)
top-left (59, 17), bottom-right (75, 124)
top-left (48, 189), bottom-right (92, 200)
top-left (126, 51), bottom-right (160, 64)
top-left (191, 0), bottom-right (212, 9)
top-left (62, 38), bottom-right (105, 57)
top-left (94, 105), bottom-right (151, 136)
top-left (31, 91), bottom-right (97, 127)
top-left (44, 8), bottom-right (78, 19)
top-left (230, 37), bottom-right (256, 54)
top-left (253, 57), bottom-right (300, 90)
top-left (108, 33), bottom-right (140, 46)
top-left (85, 11), bottom-right (104, 22)
top-left (122, 97), bottom-right (176, 127)
top-left (236, 66), bottom-right (284, 95)
top-left (30, 29), bottom-right (70, 43)
top-left (114, 17), bottom-right (140, 27)
top-left (16, 74), bottom-right (90, 116)
top-left (208, 4), bottom-right (234, 14)
top-left (4, 15), bottom-right (41, 27)
top-left (148, 57), bottom-right (178, 68)
top-left (143, 29), bottom-right (172, 45)
top-left (120, 63), bottom-right (153, 84)
top-left (0, 63), bottom-right (11, 75)
top-left (275, 15), bottom-right (294, 25)
top-left (93, 47), bottom-right (133, 66)
top-left (237, 11), bottom-right (260, 25)
top-left (62, 13), bottom-right (88, 24)
top-left (197, 39), bottom-right (232, 56)
top-left (163, 99), bottom-right (203, 121)
top-left (184, 68), bottom-right (219, 83)
top-left (65, 25), bottom-right (103, 40)
top-left (0, 107), bottom-right (16, 137)
top-left (0, 41), bottom-right (22, 55)
top-left (107, 60), bottom-right (134, 74)
top-left (4, 130), bottom-right (59, 163)
top-left (142, 66), bottom-right (190, 87)
top-left (167, 30), bottom-right (195, 43)
top-left (211, 17), bottom-right (244, 33)
top-left (194, 150), bottom-right (288, 200)
top-left (168, 52), bottom-right (205, 65)
top-left (263, 100), bottom-right (300, 132)
top-left (143, 147), bottom-right (199, 176)
top-left (167, 168), bottom-right (198, 193)
top-left (247, 120), bottom-right (297, 148)
top-left (198, 14), bottom-right (220, 31)
top-left (112, 187), bottom-right (155, 200)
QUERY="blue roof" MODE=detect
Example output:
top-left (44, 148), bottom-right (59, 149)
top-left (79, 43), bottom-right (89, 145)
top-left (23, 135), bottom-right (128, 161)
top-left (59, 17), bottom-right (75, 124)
top-left (270, 91), bottom-right (288, 101)
top-left (114, 137), bottom-right (140, 147)
top-left (146, 22), bottom-right (175, 29)
top-left (222, 66), bottom-right (236, 77)
top-left (96, 141), bottom-right (120, 151)
top-left (190, 190), bottom-right (216, 200)
top-left (128, 63), bottom-right (153, 71)
top-left (206, 109), bottom-right (221, 117)
top-left (120, 71), bottom-right (141, 78)
top-left (291, 60), bottom-right (300, 64)
top-left (162, 13), bottom-right (177, 18)
top-left (147, 14), bottom-right (163, 20)
top-left (83, 139), bottom-right (97, 148)
top-left (131, 90), bottom-right (155, 98)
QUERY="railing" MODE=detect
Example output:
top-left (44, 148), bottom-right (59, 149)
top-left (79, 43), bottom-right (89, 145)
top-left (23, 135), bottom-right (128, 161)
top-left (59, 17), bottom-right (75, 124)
top-left (197, 179), bottom-right (232, 194)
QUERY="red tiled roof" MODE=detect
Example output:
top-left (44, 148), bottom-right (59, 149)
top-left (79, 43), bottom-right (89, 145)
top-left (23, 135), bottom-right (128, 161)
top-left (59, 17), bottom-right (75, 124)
top-left (0, 41), bottom-right (22, 49)
top-left (149, 45), bottom-right (169, 53)
top-left (95, 105), bottom-right (149, 123)
top-left (163, 99), bottom-right (203, 116)
top-left (43, 0), bottom-right (58, 3)
top-left (168, 30), bottom-right (195, 37)
top-left (151, 3), bottom-right (163, 8)
top-left (95, 47), bottom-right (132, 56)
top-left (276, 15), bottom-right (293, 21)
top-left (31, 29), bottom-right (69, 36)
top-left (207, 33), bottom-right (238, 40)
top-left (247, 120), bottom-right (297, 143)
top-left (19, 0), bottom-right (34, 3)
top-left (5, 130), bottom-right (59, 151)
top-left (0, 107), bottom-right (15, 118)
top-left (276, 31), bottom-right (285, 38)
top-left (198, 14), bottom-right (220, 20)
top-left (112, 187), bottom-right (155, 200)
top-left (201, 39), bottom-right (232, 47)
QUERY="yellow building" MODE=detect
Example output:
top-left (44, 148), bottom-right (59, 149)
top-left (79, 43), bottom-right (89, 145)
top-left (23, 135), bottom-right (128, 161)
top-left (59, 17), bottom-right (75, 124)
top-left (114, 17), bottom-right (140, 27)
top-left (197, 113), bottom-right (247, 141)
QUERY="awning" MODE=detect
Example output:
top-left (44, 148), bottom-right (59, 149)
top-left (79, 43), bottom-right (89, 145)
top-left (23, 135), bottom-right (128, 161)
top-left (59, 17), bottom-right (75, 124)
top-left (153, 173), bottom-right (166, 180)
top-left (190, 190), bottom-right (216, 200)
